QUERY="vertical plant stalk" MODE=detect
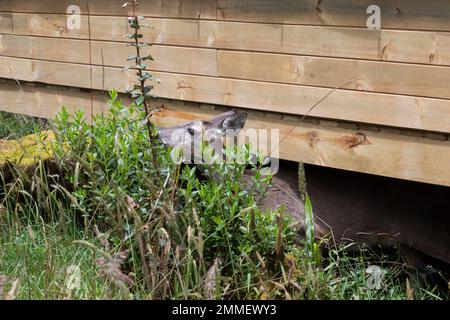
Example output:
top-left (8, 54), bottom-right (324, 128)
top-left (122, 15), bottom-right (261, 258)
top-left (275, 211), bottom-right (284, 261)
top-left (123, 1), bottom-right (158, 171)
top-left (137, 230), bottom-right (153, 291)
top-left (86, 3), bottom-right (94, 123)
top-left (298, 162), bottom-right (307, 202)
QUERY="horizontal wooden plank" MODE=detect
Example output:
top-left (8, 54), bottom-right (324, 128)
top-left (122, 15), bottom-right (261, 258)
top-left (152, 72), bottom-right (450, 134)
top-left (2, 56), bottom-right (450, 133)
top-left (155, 103), bottom-right (450, 187)
top-left (90, 41), bottom-right (218, 76)
top-left (2, 34), bottom-right (450, 100)
top-left (0, 82), bottom-right (106, 120)
top-left (1, 82), bottom-right (449, 186)
top-left (218, 51), bottom-right (450, 99)
top-left (0, 12), bottom-right (90, 38)
top-left (0, 35), bottom-right (218, 76)
top-left (0, 0), bottom-right (217, 18)
top-left (2, 13), bottom-right (450, 66)
top-left (0, 34), bottom-right (91, 63)
top-left (217, 0), bottom-right (450, 31)
top-left (117, 18), bottom-right (450, 66)
top-left (0, 56), bottom-right (93, 88)
top-left (2, 0), bottom-right (449, 32)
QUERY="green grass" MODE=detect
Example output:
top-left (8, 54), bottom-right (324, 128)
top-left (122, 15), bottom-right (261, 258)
top-left (0, 111), bottom-right (48, 140)
top-left (0, 223), bottom-right (443, 300)
top-left (0, 225), bottom-right (115, 300)
top-left (0, 96), bottom-right (447, 300)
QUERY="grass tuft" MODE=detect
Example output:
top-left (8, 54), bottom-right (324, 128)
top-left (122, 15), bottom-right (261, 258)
top-left (0, 95), bottom-right (447, 300)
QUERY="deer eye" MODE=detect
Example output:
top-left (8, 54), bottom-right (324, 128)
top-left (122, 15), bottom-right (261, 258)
top-left (187, 127), bottom-right (195, 136)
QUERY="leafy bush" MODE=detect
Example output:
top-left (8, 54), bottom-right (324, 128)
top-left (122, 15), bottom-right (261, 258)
top-left (1, 93), bottom-right (445, 300)
top-left (1, 93), bottom-right (305, 299)
top-left (52, 91), bottom-right (166, 234)
top-left (0, 0), bottom-right (445, 299)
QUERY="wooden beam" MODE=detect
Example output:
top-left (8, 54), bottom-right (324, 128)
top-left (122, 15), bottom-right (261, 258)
top-left (1, 82), bottom-right (449, 187)
top-left (2, 0), bottom-right (449, 32)
top-left (218, 50), bottom-right (450, 100)
top-left (0, 35), bottom-right (218, 76)
top-left (0, 34), bottom-right (91, 64)
top-left (0, 35), bottom-right (450, 99)
top-left (0, 0), bottom-right (217, 18)
top-left (155, 103), bottom-right (450, 188)
top-left (217, 0), bottom-right (450, 31)
top-left (2, 13), bottom-right (450, 66)
top-left (2, 34), bottom-right (450, 99)
top-left (0, 12), bottom-right (90, 38)
top-left (2, 56), bottom-right (450, 133)
top-left (0, 82), bottom-right (106, 120)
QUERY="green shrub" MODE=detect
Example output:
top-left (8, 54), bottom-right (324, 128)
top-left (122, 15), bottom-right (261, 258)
top-left (52, 91), bottom-right (166, 234)
top-left (1, 93), bottom-right (445, 300)
top-left (1, 92), bottom-right (304, 299)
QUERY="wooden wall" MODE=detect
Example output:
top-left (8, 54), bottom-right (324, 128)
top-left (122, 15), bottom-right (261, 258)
top-left (0, 0), bottom-right (450, 186)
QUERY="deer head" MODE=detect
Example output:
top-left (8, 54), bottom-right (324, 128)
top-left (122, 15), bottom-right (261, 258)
top-left (157, 110), bottom-right (248, 164)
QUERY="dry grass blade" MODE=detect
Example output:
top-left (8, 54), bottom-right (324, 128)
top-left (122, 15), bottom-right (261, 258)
top-left (0, 275), bottom-right (19, 300)
top-left (95, 250), bottom-right (134, 291)
top-left (204, 258), bottom-right (222, 299)
top-left (406, 278), bottom-right (415, 300)
top-left (6, 279), bottom-right (20, 300)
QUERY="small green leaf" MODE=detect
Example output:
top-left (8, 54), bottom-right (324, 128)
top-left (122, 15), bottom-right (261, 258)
top-left (109, 90), bottom-right (118, 101)
top-left (142, 55), bottom-right (154, 61)
top-left (138, 72), bottom-right (151, 81)
top-left (240, 226), bottom-right (249, 233)
top-left (143, 85), bottom-right (153, 94)
top-left (128, 18), bottom-right (139, 28)
top-left (131, 90), bottom-right (142, 98)
top-left (212, 216), bottom-right (223, 226)
top-left (127, 33), bottom-right (143, 39)
top-left (135, 96), bottom-right (145, 105)
top-left (145, 93), bottom-right (158, 99)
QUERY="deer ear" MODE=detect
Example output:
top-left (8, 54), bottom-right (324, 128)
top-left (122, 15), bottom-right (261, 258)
top-left (211, 111), bottom-right (247, 131)
top-left (222, 114), bottom-right (247, 130)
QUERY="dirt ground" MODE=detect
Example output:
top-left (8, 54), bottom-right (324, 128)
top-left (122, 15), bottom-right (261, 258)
top-left (275, 159), bottom-right (450, 267)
